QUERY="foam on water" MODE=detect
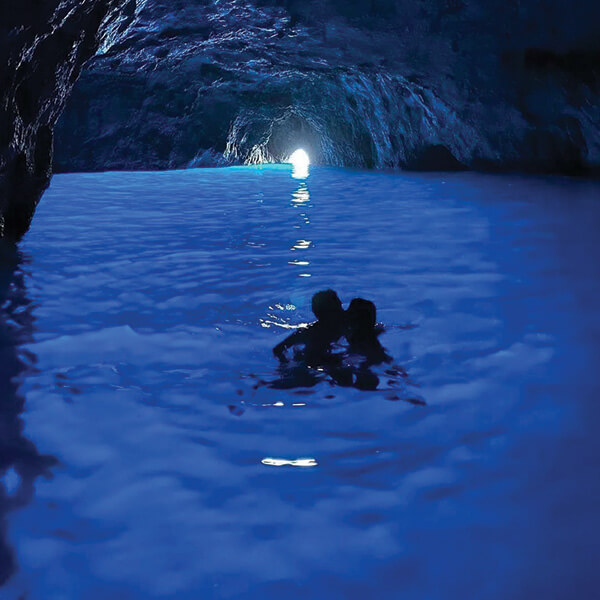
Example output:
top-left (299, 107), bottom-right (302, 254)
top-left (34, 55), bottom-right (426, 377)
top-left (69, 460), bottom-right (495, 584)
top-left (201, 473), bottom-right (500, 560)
top-left (1, 165), bottom-right (599, 598)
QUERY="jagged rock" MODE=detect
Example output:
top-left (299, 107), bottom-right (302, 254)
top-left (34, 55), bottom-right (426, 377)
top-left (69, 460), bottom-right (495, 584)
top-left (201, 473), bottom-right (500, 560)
top-left (2, 1), bottom-right (600, 239)
top-left (54, 0), bottom-right (600, 176)
top-left (0, 0), bottom-right (135, 240)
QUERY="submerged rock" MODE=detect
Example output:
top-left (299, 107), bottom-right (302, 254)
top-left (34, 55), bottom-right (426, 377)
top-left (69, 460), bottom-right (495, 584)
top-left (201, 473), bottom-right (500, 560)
top-left (0, 0), bottom-right (134, 240)
top-left (54, 0), bottom-right (600, 175)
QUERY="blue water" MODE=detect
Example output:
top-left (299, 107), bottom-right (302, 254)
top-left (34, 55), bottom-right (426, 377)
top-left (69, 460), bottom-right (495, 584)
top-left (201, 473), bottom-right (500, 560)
top-left (1, 165), bottom-right (599, 599)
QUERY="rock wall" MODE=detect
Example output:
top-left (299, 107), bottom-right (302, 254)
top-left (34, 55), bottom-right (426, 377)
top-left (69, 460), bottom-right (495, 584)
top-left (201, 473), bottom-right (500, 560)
top-left (0, 0), bottom-right (135, 240)
top-left (54, 0), bottom-right (600, 175)
top-left (1, 1), bottom-right (599, 239)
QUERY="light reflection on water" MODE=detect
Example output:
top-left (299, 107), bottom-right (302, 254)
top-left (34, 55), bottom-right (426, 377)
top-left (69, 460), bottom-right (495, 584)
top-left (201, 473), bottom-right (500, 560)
top-left (291, 182), bottom-right (310, 205)
top-left (290, 181), bottom-right (312, 277)
top-left (0, 165), bottom-right (599, 598)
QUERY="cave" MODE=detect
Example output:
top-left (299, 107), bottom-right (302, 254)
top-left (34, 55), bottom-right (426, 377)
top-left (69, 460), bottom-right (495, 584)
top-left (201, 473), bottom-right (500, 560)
top-left (2, 0), bottom-right (600, 238)
top-left (1, 2), bottom-right (600, 598)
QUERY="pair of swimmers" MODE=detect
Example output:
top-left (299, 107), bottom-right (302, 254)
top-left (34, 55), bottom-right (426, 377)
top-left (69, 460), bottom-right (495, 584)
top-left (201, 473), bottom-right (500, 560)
top-left (258, 289), bottom-right (421, 399)
top-left (272, 290), bottom-right (391, 385)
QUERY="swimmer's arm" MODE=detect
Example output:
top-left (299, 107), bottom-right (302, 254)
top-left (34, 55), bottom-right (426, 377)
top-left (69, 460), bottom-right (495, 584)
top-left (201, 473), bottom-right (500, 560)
top-left (272, 328), bottom-right (308, 360)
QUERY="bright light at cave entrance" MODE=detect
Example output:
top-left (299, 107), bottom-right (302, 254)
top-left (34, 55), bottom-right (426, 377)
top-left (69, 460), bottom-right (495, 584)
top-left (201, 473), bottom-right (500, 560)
top-left (289, 149), bottom-right (310, 169)
top-left (288, 149), bottom-right (310, 178)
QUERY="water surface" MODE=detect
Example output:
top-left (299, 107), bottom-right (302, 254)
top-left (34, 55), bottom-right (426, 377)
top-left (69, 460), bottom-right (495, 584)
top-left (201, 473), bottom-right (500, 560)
top-left (1, 166), bottom-right (599, 598)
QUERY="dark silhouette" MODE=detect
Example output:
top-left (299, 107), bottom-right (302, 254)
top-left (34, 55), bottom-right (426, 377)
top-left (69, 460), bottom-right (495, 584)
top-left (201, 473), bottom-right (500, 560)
top-left (345, 298), bottom-right (391, 366)
top-left (342, 298), bottom-right (390, 390)
top-left (0, 243), bottom-right (56, 585)
top-left (268, 291), bottom-right (390, 391)
top-left (273, 289), bottom-right (346, 366)
top-left (255, 290), bottom-right (423, 403)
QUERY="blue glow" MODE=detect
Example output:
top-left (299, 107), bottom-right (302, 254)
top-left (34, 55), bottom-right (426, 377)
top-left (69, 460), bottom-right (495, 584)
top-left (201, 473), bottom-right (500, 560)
top-left (1, 166), bottom-right (599, 599)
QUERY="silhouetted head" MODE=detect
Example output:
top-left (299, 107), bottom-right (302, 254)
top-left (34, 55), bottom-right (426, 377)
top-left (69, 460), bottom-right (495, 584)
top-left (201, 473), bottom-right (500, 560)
top-left (346, 298), bottom-right (377, 342)
top-left (311, 289), bottom-right (343, 322)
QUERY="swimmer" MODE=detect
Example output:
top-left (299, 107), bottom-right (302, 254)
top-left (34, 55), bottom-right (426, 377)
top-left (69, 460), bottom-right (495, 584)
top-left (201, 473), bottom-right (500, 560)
top-left (345, 298), bottom-right (391, 366)
top-left (272, 289), bottom-right (346, 366)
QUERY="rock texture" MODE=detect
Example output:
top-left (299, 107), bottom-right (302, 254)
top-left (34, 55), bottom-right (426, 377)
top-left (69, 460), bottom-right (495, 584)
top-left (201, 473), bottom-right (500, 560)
top-left (55, 0), bottom-right (600, 175)
top-left (0, 0), bottom-right (135, 240)
top-left (2, 1), bottom-right (599, 238)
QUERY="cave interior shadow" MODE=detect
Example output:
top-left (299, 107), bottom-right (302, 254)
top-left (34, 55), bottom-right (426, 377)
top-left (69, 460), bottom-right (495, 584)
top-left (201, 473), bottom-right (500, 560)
top-left (0, 242), bottom-right (56, 585)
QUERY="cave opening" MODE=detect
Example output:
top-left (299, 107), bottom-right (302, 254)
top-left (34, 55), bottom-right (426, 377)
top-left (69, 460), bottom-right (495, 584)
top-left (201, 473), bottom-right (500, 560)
top-left (252, 111), bottom-right (324, 167)
top-left (287, 148), bottom-right (310, 178)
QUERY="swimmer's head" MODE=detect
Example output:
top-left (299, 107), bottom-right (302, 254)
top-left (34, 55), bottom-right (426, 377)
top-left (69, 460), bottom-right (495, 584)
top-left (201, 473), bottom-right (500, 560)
top-left (311, 289), bottom-right (343, 322)
top-left (346, 298), bottom-right (377, 341)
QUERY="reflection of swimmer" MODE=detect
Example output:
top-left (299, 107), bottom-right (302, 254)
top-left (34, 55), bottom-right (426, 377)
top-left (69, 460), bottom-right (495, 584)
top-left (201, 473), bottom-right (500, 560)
top-left (266, 363), bottom-right (323, 390)
top-left (273, 289), bottom-right (345, 367)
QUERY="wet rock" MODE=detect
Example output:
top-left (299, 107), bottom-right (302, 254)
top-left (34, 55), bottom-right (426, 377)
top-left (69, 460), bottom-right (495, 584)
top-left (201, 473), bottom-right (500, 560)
top-left (54, 0), bottom-right (600, 176)
top-left (0, 0), bottom-right (135, 240)
top-left (3, 1), bottom-right (600, 238)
